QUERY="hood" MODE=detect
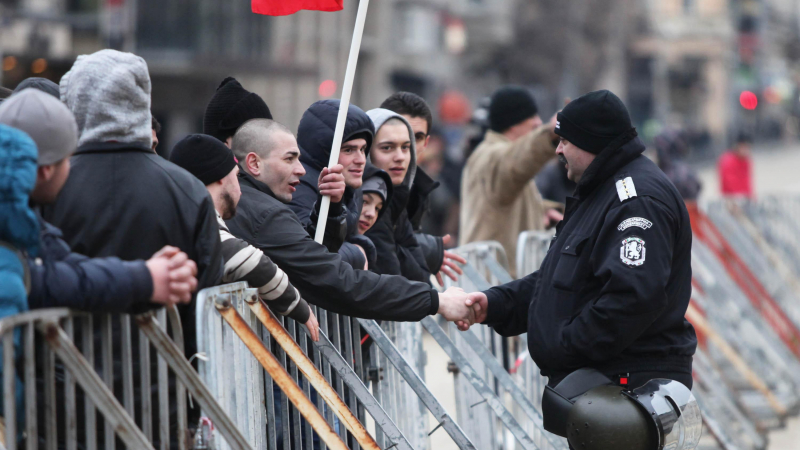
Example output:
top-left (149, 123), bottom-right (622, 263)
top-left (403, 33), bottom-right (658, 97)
top-left (297, 100), bottom-right (374, 172)
top-left (362, 163), bottom-right (394, 222)
top-left (366, 108), bottom-right (417, 191)
top-left (60, 49), bottom-right (152, 149)
top-left (0, 124), bottom-right (40, 256)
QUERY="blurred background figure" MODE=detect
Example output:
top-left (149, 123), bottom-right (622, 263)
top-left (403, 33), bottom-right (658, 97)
top-left (653, 129), bottom-right (702, 201)
top-left (719, 132), bottom-right (754, 198)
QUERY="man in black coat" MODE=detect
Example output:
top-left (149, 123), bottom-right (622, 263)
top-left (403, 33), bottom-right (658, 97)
top-left (227, 118), bottom-right (474, 322)
top-left (42, 50), bottom-right (222, 356)
top-left (290, 99), bottom-right (375, 269)
top-left (462, 90), bottom-right (696, 391)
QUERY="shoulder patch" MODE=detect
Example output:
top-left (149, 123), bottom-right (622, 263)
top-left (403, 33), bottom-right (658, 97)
top-left (618, 217), bottom-right (652, 231)
top-left (615, 176), bottom-right (637, 201)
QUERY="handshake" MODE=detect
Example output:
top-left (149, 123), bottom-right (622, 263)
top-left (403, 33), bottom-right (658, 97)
top-left (437, 287), bottom-right (489, 331)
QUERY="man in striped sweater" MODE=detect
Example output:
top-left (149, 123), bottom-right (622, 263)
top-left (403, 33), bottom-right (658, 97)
top-left (170, 134), bottom-right (319, 340)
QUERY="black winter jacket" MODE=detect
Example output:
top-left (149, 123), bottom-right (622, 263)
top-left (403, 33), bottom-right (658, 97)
top-left (408, 168), bottom-right (444, 273)
top-left (28, 213), bottom-right (154, 312)
top-left (483, 134), bottom-right (696, 386)
top-left (290, 100), bottom-right (376, 269)
top-left (227, 171), bottom-right (439, 320)
top-left (42, 142), bottom-right (224, 356)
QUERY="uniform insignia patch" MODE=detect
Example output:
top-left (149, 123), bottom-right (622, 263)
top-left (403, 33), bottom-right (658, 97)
top-left (615, 176), bottom-right (637, 201)
top-left (620, 236), bottom-right (646, 266)
top-left (617, 217), bottom-right (652, 231)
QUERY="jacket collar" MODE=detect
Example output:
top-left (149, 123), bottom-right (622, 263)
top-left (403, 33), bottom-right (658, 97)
top-left (238, 170), bottom-right (281, 201)
top-left (574, 130), bottom-right (645, 199)
top-left (74, 141), bottom-right (154, 156)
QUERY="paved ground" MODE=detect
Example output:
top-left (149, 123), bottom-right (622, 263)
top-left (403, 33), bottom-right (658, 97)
top-left (420, 142), bottom-right (800, 450)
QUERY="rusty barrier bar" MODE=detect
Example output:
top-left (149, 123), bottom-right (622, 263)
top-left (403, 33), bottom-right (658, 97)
top-left (244, 293), bottom-right (381, 450)
top-left (214, 297), bottom-right (347, 450)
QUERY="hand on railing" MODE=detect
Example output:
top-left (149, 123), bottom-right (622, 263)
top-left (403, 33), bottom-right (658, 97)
top-left (146, 246), bottom-right (198, 306)
top-left (455, 292), bottom-right (488, 331)
top-left (305, 309), bottom-right (320, 342)
top-left (435, 235), bottom-right (467, 285)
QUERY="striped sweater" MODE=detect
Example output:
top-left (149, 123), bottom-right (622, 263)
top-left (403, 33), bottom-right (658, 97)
top-left (217, 214), bottom-right (310, 323)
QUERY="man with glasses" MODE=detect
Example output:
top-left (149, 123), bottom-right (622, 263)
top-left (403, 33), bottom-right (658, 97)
top-left (381, 92), bottom-right (465, 285)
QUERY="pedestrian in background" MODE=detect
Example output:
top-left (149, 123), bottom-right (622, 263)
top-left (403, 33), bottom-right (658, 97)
top-left (719, 131), bottom-right (754, 198)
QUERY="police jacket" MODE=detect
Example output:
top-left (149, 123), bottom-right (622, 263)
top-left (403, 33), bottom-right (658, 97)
top-left (227, 171), bottom-right (440, 321)
top-left (483, 133), bottom-right (696, 385)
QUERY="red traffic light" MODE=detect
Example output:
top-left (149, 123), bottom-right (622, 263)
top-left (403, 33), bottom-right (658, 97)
top-left (740, 91), bottom-right (758, 110)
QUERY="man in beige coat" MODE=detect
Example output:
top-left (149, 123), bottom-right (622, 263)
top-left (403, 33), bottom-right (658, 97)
top-left (460, 86), bottom-right (561, 277)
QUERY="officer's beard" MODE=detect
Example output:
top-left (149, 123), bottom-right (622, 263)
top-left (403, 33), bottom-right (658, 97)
top-left (558, 154), bottom-right (568, 167)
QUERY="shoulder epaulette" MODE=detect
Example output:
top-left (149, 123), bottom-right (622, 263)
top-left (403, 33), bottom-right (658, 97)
top-left (615, 176), bottom-right (637, 201)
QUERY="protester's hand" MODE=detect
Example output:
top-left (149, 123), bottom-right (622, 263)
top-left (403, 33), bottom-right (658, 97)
top-left (436, 235), bottom-right (466, 285)
top-left (354, 244), bottom-right (368, 270)
top-left (543, 208), bottom-right (564, 229)
top-left (319, 164), bottom-right (346, 203)
top-left (146, 247), bottom-right (198, 306)
top-left (437, 287), bottom-right (475, 324)
top-left (304, 310), bottom-right (320, 342)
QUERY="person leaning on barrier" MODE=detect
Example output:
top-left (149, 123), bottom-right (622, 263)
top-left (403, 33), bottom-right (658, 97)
top-left (290, 100), bottom-right (372, 269)
top-left (457, 90), bottom-right (698, 449)
top-left (225, 118), bottom-right (475, 323)
top-left (0, 89), bottom-right (197, 312)
top-left (169, 134), bottom-right (320, 341)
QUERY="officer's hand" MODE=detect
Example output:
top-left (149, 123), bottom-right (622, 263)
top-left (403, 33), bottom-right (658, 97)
top-left (319, 164), bottom-right (346, 204)
top-left (455, 292), bottom-right (488, 331)
top-left (437, 287), bottom-right (475, 324)
top-left (543, 208), bottom-right (564, 229)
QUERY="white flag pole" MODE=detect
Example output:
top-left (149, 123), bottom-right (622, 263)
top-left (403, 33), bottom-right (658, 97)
top-left (314, 0), bottom-right (370, 244)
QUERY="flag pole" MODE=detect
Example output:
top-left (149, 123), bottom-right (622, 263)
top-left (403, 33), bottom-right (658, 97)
top-left (314, 0), bottom-right (370, 244)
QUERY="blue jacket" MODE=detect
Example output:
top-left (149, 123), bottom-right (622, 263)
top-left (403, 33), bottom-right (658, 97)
top-left (290, 100), bottom-right (376, 269)
top-left (0, 124), bottom-right (39, 428)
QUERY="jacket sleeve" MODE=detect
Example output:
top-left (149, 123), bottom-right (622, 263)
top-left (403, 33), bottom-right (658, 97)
top-left (346, 234), bottom-right (377, 270)
top-left (482, 271), bottom-right (538, 336)
top-left (338, 241), bottom-right (367, 270)
top-left (395, 219), bottom-right (431, 283)
top-left (249, 205), bottom-right (438, 321)
top-left (27, 250), bottom-right (154, 313)
top-left (414, 233), bottom-right (444, 275)
top-left (557, 196), bottom-right (676, 367)
top-left (194, 197), bottom-right (224, 291)
top-left (487, 126), bottom-right (556, 206)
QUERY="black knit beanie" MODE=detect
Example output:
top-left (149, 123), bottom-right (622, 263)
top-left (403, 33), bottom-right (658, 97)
top-left (489, 86), bottom-right (538, 133)
top-left (203, 77), bottom-right (273, 142)
top-left (169, 134), bottom-right (237, 185)
top-left (555, 90), bottom-right (634, 154)
top-left (13, 77), bottom-right (60, 98)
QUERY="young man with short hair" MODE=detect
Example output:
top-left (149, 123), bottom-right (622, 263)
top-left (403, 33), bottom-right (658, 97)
top-left (226, 118), bottom-right (474, 323)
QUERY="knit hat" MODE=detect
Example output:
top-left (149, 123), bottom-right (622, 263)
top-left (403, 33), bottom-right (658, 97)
top-left (60, 49), bottom-right (152, 148)
top-left (555, 90), bottom-right (634, 154)
top-left (13, 77), bottom-right (60, 98)
top-left (489, 86), bottom-right (538, 133)
top-left (204, 77), bottom-right (273, 142)
top-left (0, 124), bottom-right (40, 255)
top-left (169, 134), bottom-right (237, 185)
top-left (0, 89), bottom-right (78, 165)
top-left (362, 174), bottom-right (388, 203)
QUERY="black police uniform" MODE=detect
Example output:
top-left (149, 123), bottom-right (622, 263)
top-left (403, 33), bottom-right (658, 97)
top-left (482, 131), bottom-right (697, 389)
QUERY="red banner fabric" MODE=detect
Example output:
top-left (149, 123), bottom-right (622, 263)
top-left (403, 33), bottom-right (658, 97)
top-left (252, 0), bottom-right (344, 16)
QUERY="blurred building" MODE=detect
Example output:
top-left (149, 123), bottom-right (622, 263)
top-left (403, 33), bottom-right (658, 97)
top-left (0, 0), bottom-right (514, 154)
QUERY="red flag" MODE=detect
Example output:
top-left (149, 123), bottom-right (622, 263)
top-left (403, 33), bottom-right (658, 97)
top-left (252, 0), bottom-right (343, 16)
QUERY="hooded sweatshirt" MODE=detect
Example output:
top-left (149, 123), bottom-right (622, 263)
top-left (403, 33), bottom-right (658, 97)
top-left (290, 100), bottom-right (376, 268)
top-left (364, 108), bottom-right (432, 281)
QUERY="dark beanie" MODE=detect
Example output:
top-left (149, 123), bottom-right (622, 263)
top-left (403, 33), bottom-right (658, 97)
top-left (169, 134), bottom-right (237, 185)
top-left (203, 77), bottom-right (273, 142)
top-left (555, 90), bottom-right (634, 154)
top-left (489, 86), bottom-right (538, 133)
top-left (13, 77), bottom-right (60, 98)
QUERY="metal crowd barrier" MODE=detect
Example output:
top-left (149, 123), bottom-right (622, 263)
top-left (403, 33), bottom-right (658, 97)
top-left (0, 306), bottom-right (250, 450)
top-left (195, 282), bottom-right (476, 450)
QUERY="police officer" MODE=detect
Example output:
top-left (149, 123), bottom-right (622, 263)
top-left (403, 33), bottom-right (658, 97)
top-left (460, 89), bottom-right (697, 408)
